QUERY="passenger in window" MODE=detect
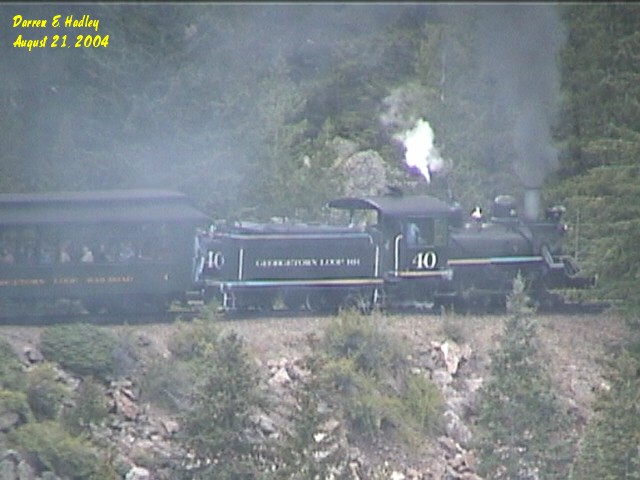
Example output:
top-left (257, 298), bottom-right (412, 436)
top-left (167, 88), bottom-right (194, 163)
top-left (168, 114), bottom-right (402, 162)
top-left (94, 244), bottom-right (108, 263)
top-left (21, 241), bottom-right (37, 264)
top-left (59, 242), bottom-right (72, 263)
top-left (1, 246), bottom-right (15, 265)
top-left (119, 241), bottom-right (136, 262)
top-left (39, 243), bottom-right (55, 264)
top-left (81, 246), bottom-right (94, 263)
top-left (406, 222), bottom-right (421, 246)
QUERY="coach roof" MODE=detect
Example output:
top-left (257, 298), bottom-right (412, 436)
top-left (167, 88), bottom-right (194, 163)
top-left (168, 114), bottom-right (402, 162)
top-left (0, 189), bottom-right (209, 225)
top-left (328, 194), bottom-right (455, 218)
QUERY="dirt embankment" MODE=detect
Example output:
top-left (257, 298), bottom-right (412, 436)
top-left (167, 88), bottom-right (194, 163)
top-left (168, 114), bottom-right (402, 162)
top-left (0, 310), bottom-right (630, 478)
top-left (2, 311), bottom-right (628, 429)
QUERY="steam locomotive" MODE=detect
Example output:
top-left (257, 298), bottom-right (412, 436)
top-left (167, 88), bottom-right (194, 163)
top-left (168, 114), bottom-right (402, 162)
top-left (196, 188), bottom-right (594, 312)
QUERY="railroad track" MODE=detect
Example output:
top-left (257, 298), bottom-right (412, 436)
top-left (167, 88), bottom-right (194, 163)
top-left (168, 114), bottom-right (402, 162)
top-left (0, 298), bottom-right (609, 326)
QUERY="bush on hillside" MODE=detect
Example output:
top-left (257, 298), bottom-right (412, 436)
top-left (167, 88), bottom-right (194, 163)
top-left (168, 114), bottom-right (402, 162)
top-left (316, 310), bottom-right (442, 442)
top-left (0, 338), bottom-right (26, 391)
top-left (62, 377), bottom-right (109, 435)
top-left (167, 318), bottom-right (221, 362)
top-left (26, 363), bottom-right (68, 421)
top-left (570, 350), bottom-right (640, 479)
top-left (10, 420), bottom-right (118, 480)
top-left (0, 389), bottom-right (32, 429)
top-left (475, 298), bottom-right (574, 479)
top-left (40, 323), bottom-right (119, 379)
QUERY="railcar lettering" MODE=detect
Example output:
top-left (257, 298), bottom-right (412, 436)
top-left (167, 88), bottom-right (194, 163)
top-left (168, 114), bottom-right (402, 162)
top-left (0, 278), bottom-right (47, 287)
top-left (256, 258), bottom-right (318, 268)
top-left (412, 251), bottom-right (438, 270)
top-left (53, 277), bottom-right (79, 285)
top-left (254, 257), bottom-right (362, 268)
top-left (85, 275), bottom-right (134, 284)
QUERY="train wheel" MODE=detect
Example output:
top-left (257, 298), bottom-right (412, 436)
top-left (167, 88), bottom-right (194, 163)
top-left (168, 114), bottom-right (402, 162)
top-left (253, 294), bottom-right (274, 312)
top-left (304, 290), bottom-right (339, 313)
top-left (107, 295), bottom-right (169, 316)
top-left (340, 292), bottom-right (373, 314)
top-left (84, 297), bottom-right (109, 315)
top-left (283, 291), bottom-right (306, 310)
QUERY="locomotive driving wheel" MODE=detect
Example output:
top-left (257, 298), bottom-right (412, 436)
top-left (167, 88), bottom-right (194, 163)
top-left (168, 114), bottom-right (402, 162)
top-left (304, 290), bottom-right (339, 313)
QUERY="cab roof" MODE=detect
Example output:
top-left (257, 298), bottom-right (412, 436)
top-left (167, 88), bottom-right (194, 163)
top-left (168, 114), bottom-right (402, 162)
top-left (328, 194), bottom-right (455, 218)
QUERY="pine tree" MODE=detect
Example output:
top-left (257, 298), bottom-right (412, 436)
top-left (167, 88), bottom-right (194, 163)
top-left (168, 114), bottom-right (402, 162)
top-left (551, 4), bottom-right (640, 313)
top-left (275, 379), bottom-right (350, 480)
top-left (176, 333), bottom-right (267, 479)
top-left (476, 277), bottom-right (575, 479)
top-left (570, 350), bottom-right (640, 480)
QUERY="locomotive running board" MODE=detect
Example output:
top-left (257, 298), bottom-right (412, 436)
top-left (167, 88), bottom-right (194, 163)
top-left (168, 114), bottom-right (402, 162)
top-left (206, 278), bottom-right (384, 288)
top-left (448, 256), bottom-right (544, 266)
top-left (388, 269), bottom-right (454, 280)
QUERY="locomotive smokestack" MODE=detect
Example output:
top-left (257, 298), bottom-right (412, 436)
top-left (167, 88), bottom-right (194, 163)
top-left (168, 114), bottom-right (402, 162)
top-left (523, 187), bottom-right (541, 221)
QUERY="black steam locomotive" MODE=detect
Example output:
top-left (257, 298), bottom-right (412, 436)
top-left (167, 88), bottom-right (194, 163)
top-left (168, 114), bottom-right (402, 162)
top-left (196, 188), bottom-right (594, 312)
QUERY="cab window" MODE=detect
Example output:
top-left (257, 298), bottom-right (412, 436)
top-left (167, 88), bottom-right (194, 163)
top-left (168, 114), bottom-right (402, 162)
top-left (404, 217), bottom-right (448, 246)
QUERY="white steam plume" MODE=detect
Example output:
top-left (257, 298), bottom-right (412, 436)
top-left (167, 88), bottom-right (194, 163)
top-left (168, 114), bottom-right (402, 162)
top-left (397, 118), bottom-right (444, 183)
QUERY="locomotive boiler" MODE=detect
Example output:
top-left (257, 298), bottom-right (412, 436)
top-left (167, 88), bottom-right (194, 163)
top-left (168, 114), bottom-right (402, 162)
top-left (445, 190), bottom-right (593, 310)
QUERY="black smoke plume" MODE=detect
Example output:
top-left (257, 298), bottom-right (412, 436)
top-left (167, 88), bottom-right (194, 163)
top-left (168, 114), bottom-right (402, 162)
top-left (474, 5), bottom-right (566, 188)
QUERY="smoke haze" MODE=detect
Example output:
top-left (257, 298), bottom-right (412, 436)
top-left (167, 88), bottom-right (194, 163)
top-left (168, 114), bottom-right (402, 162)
top-left (473, 4), bottom-right (566, 187)
top-left (1, 3), bottom-right (567, 214)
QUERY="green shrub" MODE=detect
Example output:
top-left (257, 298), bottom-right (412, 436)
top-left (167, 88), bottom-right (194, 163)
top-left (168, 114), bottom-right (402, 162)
top-left (40, 323), bottom-right (119, 379)
top-left (0, 338), bottom-right (26, 391)
top-left (402, 373), bottom-right (442, 431)
top-left (26, 363), bottom-right (68, 421)
top-left (277, 379), bottom-right (349, 479)
top-left (62, 377), bottom-right (108, 435)
top-left (167, 318), bottom-right (221, 361)
top-left (345, 387), bottom-right (404, 439)
top-left (10, 420), bottom-right (118, 480)
top-left (139, 358), bottom-right (197, 412)
top-left (319, 357), bottom-right (405, 439)
top-left (0, 389), bottom-right (32, 429)
top-left (314, 310), bottom-right (443, 444)
top-left (322, 309), bottom-right (405, 378)
top-left (110, 328), bottom-right (142, 379)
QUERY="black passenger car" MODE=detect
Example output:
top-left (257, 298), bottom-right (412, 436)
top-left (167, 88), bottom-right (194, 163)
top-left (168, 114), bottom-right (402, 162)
top-left (0, 190), bottom-right (208, 314)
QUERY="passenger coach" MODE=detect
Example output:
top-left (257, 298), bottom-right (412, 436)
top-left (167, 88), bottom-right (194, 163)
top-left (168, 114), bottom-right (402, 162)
top-left (0, 190), bottom-right (208, 314)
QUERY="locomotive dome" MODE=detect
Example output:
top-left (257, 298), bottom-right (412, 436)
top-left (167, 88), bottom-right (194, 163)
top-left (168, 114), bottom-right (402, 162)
top-left (491, 195), bottom-right (518, 219)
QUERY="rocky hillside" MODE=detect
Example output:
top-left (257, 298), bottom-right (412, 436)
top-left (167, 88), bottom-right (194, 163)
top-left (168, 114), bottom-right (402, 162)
top-left (0, 310), bottom-right (629, 480)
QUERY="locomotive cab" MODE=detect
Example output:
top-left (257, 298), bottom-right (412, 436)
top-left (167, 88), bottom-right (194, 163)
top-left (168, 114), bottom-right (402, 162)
top-left (329, 193), bottom-right (455, 307)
